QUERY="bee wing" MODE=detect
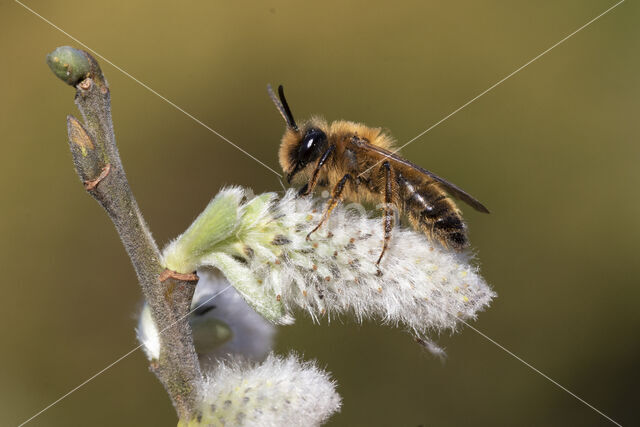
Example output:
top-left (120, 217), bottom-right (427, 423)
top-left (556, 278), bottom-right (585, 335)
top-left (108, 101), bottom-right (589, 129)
top-left (361, 142), bottom-right (490, 213)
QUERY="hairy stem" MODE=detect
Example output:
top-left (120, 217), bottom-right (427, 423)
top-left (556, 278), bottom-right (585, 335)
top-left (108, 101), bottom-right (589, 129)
top-left (48, 46), bottom-right (201, 420)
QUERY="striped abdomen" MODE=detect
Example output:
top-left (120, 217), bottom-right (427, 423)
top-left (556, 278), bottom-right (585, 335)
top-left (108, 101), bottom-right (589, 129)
top-left (397, 172), bottom-right (468, 250)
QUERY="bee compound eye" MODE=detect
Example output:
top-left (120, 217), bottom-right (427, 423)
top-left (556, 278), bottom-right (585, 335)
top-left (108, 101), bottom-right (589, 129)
top-left (298, 128), bottom-right (326, 163)
top-left (304, 136), bottom-right (315, 150)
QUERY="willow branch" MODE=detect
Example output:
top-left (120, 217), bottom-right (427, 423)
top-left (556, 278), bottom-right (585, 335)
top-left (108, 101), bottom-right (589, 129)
top-left (47, 46), bottom-right (201, 420)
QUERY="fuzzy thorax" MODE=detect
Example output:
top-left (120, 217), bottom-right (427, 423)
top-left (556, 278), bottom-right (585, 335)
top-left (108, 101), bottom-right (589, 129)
top-left (162, 187), bottom-right (496, 339)
top-left (277, 117), bottom-right (395, 185)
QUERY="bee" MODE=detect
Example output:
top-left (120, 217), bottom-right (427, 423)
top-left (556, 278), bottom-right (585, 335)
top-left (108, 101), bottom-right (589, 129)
top-left (268, 85), bottom-right (489, 265)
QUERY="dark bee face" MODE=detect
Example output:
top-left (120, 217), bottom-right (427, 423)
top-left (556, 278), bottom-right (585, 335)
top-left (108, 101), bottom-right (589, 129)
top-left (286, 127), bottom-right (328, 182)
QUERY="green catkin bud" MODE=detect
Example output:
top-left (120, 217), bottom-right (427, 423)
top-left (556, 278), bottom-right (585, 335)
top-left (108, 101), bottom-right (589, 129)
top-left (46, 46), bottom-right (91, 85)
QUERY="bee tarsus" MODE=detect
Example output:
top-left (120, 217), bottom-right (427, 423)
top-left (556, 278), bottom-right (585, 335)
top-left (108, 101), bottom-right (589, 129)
top-left (296, 183), bottom-right (309, 197)
top-left (302, 144), bottom-right (336, 196)
top-left (306, 173), bottom-right (353, 240)
top-left (377, 161), bottom-right (394, 265)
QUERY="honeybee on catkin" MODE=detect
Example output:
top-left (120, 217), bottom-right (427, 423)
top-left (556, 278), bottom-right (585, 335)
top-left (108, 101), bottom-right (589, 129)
top-left (268, 84), bottom-right (489, 265)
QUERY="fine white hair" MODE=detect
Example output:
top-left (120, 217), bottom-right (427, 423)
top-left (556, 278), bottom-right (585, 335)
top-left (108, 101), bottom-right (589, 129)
top-left (195, 353), bottom-right (341, 427)
top-left (187, 188), bottom-right (496, 348)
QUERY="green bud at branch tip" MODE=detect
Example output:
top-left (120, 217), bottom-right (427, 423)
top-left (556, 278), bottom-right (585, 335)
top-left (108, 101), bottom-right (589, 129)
top-left (46, 46), bottom-right (91, 86)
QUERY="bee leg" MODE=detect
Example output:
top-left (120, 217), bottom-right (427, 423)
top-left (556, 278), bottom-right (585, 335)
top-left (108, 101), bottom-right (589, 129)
top-left (296, 183), bottom-right (309, 197)
top-left (307, 173), bottom-right (352, 240)
top-left (299, 145), bottom-right (336, 196)
top-left (376, 161), bottom-right (394, 266)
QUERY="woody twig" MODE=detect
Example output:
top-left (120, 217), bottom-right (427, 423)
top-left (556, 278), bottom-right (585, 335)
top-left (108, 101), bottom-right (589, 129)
top-left (47, 46), bottom-right (201, 421)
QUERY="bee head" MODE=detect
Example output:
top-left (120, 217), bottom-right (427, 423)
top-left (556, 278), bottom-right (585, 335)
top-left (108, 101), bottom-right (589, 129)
top-left (269, 84), bottom-right (328, 182)
top-left (285, 127), bottom-right (328, 182)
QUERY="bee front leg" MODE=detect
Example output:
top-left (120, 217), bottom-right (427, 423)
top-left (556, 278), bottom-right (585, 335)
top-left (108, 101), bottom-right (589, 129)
top-left (299, 145), bottom-right (336, 196)
top-left (377, 161), bottom-right (394, 267)
top-left (307, 173), bottom-right (352, 240)
top-left (296, 183), bottom-right (309, 197)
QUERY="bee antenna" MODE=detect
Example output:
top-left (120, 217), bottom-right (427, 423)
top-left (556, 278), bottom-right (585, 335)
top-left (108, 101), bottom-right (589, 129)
top-left (267, 83), bottom-right (298, 131)
top-left (277, 85), bottom-right (298, 130)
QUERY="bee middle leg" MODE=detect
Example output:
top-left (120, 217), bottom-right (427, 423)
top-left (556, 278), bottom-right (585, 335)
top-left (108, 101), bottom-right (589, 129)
top-left (377, 161), bottom-right (394, 266)
top-left (307, 173), bottom-right (353, 239)
top-left (299, 144), bottom-right (336, 196)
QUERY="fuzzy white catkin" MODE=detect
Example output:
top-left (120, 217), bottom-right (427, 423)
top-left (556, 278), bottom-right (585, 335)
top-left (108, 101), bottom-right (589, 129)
top-left (191, 269), bottom-right (276, 366)
top-left (137, 302), bottom-right (160, 361)
top-left (186, 353), bottom-right (341, 427)
top-left (187, 188), bottom-right (495, 338)
top-left (136, 269), bottom-right (276, 363)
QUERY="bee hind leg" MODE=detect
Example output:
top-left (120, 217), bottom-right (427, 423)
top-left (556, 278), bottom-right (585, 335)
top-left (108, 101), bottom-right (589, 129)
top-left (307, 173), bottom-right (352, 240)
top-left (376, 161), bottom-right (394, 267)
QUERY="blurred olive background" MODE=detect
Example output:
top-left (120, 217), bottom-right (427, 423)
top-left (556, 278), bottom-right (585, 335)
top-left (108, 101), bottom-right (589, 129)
top-left (1, 1), bottom-right (638, 426)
